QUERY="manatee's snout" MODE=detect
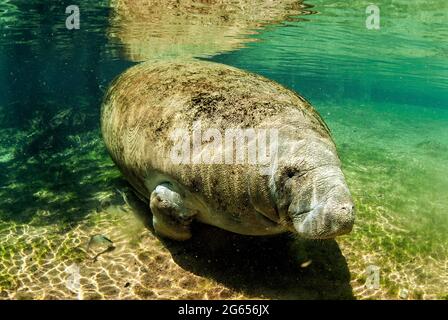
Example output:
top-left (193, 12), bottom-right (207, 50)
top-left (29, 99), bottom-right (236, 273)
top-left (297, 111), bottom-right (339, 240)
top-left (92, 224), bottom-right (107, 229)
top-left (291, 185), bottom-right (355, 239)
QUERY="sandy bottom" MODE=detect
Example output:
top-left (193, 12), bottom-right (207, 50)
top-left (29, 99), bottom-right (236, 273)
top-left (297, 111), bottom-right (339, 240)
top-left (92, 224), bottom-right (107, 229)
top-left (319, 99), bottom-right (448, 300)
top-left (0, 192), bottom-right (355, 300)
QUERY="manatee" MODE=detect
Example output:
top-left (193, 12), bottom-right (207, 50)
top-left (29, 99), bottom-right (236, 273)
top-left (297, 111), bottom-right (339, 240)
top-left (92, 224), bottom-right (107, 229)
top-left (101, 60), bottom-right (355, 241)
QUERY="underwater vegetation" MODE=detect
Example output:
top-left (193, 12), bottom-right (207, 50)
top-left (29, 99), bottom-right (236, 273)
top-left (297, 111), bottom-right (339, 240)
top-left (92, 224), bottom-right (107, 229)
top-left (0, 0), bottom-right (18, 25)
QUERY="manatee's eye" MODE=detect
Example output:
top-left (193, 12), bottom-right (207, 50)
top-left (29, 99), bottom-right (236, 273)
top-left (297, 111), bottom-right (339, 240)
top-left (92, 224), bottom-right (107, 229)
top-left (285, 168), bottom-right (296, 178)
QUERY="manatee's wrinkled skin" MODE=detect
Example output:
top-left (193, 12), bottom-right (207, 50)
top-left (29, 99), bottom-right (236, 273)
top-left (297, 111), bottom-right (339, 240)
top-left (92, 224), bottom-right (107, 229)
top-left (101, 60), bottom-right (355, 240)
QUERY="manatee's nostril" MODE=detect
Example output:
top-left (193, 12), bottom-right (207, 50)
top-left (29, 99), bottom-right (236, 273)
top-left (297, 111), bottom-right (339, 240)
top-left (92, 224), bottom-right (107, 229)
top-left (334, 203), bottom-right (355, 234)
top-left (340, 204), bottom-right (355, 213)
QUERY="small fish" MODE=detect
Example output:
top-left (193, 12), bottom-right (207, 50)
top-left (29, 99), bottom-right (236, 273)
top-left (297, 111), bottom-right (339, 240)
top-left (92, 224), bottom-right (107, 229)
top-left (300, 260), bottom-right (312, 268)
top-left (116, 188), bottom-right (131, 208)
top-left (87, 234), bottom-right (114, 251)
top-left (92, 246), bottom-right (115, 263)
top-left (87, 234), bottom-right (115, 262)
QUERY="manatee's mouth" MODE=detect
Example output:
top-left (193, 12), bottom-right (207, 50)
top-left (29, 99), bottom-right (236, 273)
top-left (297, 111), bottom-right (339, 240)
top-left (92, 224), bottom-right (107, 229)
top-left (292, 208), bottom-right (331, 239)
top-left (287, 207), bottom-right (313, 234)
top-left (291, 209), bottom-right (312, 226)
top-left (294, 211), bottom-right (332, 238)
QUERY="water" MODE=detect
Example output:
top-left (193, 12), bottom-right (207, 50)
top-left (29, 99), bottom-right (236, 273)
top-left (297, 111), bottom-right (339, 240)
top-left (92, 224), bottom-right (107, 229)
top-left (0, 0), bottom-right (447, 299)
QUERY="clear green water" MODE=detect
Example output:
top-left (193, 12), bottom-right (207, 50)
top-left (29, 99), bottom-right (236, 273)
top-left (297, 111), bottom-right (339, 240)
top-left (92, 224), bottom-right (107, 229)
top-left (0, 0), bottom-right (447, 299)
top-left (208, 0), bottom-right (448, 298)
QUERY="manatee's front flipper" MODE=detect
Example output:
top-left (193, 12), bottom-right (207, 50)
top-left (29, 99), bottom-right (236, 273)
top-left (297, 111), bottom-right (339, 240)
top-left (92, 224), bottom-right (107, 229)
top-left (150, 184), bottom-right (195, 241)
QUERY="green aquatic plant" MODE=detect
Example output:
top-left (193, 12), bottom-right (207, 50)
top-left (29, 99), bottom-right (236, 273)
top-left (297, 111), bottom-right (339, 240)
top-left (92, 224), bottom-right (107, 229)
top-left (14, 107), bottom-right (88, 159)
top-left (0, 0), bottom-right (19, 26)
